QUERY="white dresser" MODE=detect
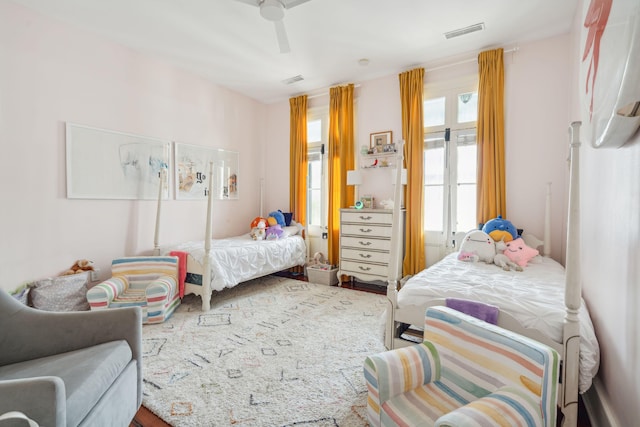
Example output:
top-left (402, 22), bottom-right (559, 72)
top-left (337, 208), bottom-right (405, 286)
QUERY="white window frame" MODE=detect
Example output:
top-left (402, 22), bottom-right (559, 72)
top-left (306, 107), bottom-right (329, 239)
top-left (424, 76), bottom-right (478, 264)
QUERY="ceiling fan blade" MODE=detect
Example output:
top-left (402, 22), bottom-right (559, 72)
top-left (284, 0), bottom-right (312, 9)
top-left (274, 20), bottom-right (290, 54)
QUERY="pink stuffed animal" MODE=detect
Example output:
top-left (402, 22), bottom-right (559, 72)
top-left (502, 238), bottom-right (539, 267)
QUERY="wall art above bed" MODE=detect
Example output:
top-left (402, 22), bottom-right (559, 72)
top-left (66, 123), bottom-right (171, 200)
top-left (580, 0), bottom-right (640, 148)
top-left (174, 142), bottom-right (239, 200)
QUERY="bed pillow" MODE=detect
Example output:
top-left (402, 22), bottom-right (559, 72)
top-left (281, 225), bottom-right (301, 237)
top-left (502, 238), bottom-right (539, 267)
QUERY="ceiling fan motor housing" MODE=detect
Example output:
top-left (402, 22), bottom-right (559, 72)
top-left (260, 0), bottom-right (285, 21)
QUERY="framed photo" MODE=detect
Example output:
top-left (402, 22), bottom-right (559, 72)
top-left (383, 143), bottom-right (396, 153)
top-left (66, 123), bottom-right (171, 200)
top-left (370, 131), bottom-right (393, 153)
top-left (174, 143), bottom-right (239, 200)
top-left (360, 194), bottom-right (374, 209)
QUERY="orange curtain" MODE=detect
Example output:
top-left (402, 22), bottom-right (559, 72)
top-left (399, 68), bottom-right (426, 275)
top-left (327, 84), bottom-right (355, 265)
top-left (477, 48), bottom-right (506, 224)
top-left (289, 95), bottom-right (308, 226)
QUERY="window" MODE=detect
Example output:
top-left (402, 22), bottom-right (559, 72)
top-left (306, 109), bottom-right (328, 230)
top-left (424, 81), bottom-right (478, 257)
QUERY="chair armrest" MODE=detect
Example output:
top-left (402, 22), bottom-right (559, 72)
top-left (0, 377), bottom-right (66, 427)
top-left (145, 275), bottom-right (178, 301)
top-left (364, 342), bottom-right (440, 410)
top-left (86, 277), bottom-right (129, 309)
top-left (434, 386), bottom-right (544, 427)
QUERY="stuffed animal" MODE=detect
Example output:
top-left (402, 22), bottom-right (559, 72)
top-left (61, 259), bottom-right (95, 276)
top-left (458, 230), bottom-right (495, 263)
top-left (502, 237), bottom-right (539, 267)
top-left (250, 221), bottom-right (266, 241)
top-left (250, 216), bottom-right (268, 229)
top-left (482, 215), bottom-right (518, 243)
top-left (265, 224), bottom-right (283, 240)
top-left (493, 240), bottom-right (523, 271)
top-left (268, 210), bottom-right (286, 227)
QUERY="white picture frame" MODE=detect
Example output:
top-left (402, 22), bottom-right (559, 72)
top-left (174, 143), bottom-right (239, 200)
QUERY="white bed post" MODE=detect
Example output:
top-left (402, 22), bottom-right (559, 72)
top-left (201, 161), bottom-right (214, 312)
top-left (562, 121), bottom-right (582, 427)
top-left (544, 182), bottom-right (552, 257)
top-left (153, 169), bottom-right (165, 256)
top-left (386, 141), bottom-right (405, 350)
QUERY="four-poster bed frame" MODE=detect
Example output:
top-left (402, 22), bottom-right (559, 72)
top-left (385, 122), bottom-right (586, 427)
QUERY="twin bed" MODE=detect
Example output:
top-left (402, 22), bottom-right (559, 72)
top-left (384, 122), bottom-right (598, 427)
top-left (152, 167), bottom-right (306, 312)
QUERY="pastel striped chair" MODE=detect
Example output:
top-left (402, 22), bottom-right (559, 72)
top-left (364, 306), bottom-right (559, 427)
top-left (87, 256), bottom-right (180, 324)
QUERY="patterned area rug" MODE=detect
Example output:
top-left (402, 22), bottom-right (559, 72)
top-left (141, 275), bottom-right (387, 426)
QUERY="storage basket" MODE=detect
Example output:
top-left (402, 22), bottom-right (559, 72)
top-left (306, 263), bottom-right (339, 286)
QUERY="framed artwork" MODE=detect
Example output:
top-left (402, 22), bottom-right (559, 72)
top-left (580, 0), bottom-right (640, 148)
top-left (174, 143), bottom-right (239, 200)
top-left (360, 194), bottom-right (374, 209)
top-left (66, 123), bottom-right (170, 200)
top-left (370, 131), bottom-right (393, 153)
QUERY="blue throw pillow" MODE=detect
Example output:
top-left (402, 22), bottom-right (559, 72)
top-left (279, 210), bottom-right (293, 226)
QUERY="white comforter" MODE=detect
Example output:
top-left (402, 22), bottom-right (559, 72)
top-left (164, 234), bottom-right (306, 291)
top-left (397, 252), bottom-right (600, 393)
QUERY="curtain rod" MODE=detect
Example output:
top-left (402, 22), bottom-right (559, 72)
top-left (424, 46), bottom-right (519, 73)
top-left (303, 46), bottom-right (518, 100)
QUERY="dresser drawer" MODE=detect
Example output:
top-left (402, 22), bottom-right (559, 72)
top-left (341, 248), bottom-right (390, 264)
top-left (341, 211), bottom-right (392, 225)
top-left (340, 236), bottom-right (392, 251)
top-left (340, 260), bottom-right (388, 277)
top-left (341, 223), bottom-right (392, 238)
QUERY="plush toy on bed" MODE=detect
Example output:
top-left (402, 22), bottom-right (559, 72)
top-left (501, 237), bottom-right (539, 267)
top-left (481, 215), bottom-right (518, 243)
top-left (250, 217), bottom-right (268, 241)
top-left (457, 230), bottom-right (496, 263)
top-left (493, 239), bottom-right (523, 271)
top-left (265, 224), bottom-right (284, 240)
top-left (267, 210), bottom-right (286, 227)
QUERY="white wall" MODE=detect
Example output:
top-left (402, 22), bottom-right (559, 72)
top-left (567, 1), bottom-right (640, 424)
top-left (0, 1), bottom-right (266, 289)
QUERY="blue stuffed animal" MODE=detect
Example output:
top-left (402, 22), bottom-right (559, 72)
top-left (481, 215), bottom-right (518, 242)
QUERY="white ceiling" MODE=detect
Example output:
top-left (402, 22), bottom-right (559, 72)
top-left (10, 0), bottom-right (579, 104)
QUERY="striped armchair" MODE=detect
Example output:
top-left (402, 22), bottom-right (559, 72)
top-left (364, 306), bottom-right (559, 427)
top-left (87, 256), bottom-right (180, 324)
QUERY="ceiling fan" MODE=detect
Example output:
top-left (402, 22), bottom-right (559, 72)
top-left (233, 0), bottom-right (312, 53)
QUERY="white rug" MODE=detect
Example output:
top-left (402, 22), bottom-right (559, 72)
top-left (141, 275), bottom-right (388, 426)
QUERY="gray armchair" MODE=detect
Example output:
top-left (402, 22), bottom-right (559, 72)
top-left (0, 289), bottom-right (142, 427)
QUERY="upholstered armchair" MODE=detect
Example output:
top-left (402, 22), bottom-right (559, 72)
top-left (87, 256), bottom-right (180, 324)
top-left (0, 289), bottom-right (142, 427)
top-left (364, 306), bottom-right (559, 427)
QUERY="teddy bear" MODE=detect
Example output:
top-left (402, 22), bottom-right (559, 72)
top-left (61, 259), bottom-right (95, 276)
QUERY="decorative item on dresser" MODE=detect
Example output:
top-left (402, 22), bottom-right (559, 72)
top-left (337, 208), bottom-right (405, 287)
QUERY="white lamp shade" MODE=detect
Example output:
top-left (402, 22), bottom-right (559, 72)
top-left (347, 170), bottom-right (362, 185)
top-left (390, 168), bottom-right (407, 185)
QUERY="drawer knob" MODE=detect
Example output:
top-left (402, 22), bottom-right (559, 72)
top-left (359, 215), bottom-right (372, 220)
top-left (359, 253), bottom-right (372, 258)
top-left (359, 228), bottom-right (372, 233)
top-left (358, 241), bottom-right (372, 246)
top-left (358, 266), bottom-right (372, 271)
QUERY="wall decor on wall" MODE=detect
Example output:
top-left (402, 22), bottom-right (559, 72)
top-left (370, 131), bottom-right (393, 153)
top-left (580, 0), bottom-right (640, 148)
top-left (66, 123), bottom-right (170, 200)
top-left (174, 143), bottom-right (239, 200)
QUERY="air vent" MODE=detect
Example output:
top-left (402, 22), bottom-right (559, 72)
top-left (282, 75), bottom-right (304, 85)
top-left (444, 23), bottom-right (485, 39)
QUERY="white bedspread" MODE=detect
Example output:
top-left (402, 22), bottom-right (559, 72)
top-left (397, 252), bottom-right (600, 393)
top-left (163, 234), bottom-right (306, 292)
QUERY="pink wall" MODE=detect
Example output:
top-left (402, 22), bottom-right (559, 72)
top-left (568, 1), bottom-right (640, 424)
top-left (0, 1), bottom-right (266, 289)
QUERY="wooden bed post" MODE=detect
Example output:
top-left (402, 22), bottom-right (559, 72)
top-left (201, 161), bottom-right (214, 312)
top-left (386, 141), bottom-right (405, 350)
top-left (153, 169), bottom-right (165, 256)
top-left (562, 121), bottom-right (582, 427)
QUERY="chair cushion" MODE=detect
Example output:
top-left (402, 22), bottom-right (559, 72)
top-left (109, 288), bottom-right (147, 308)
top-left (0, 340), bottom-right (132, 427)
top-left (381, 380), bottom-right (467, 427)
